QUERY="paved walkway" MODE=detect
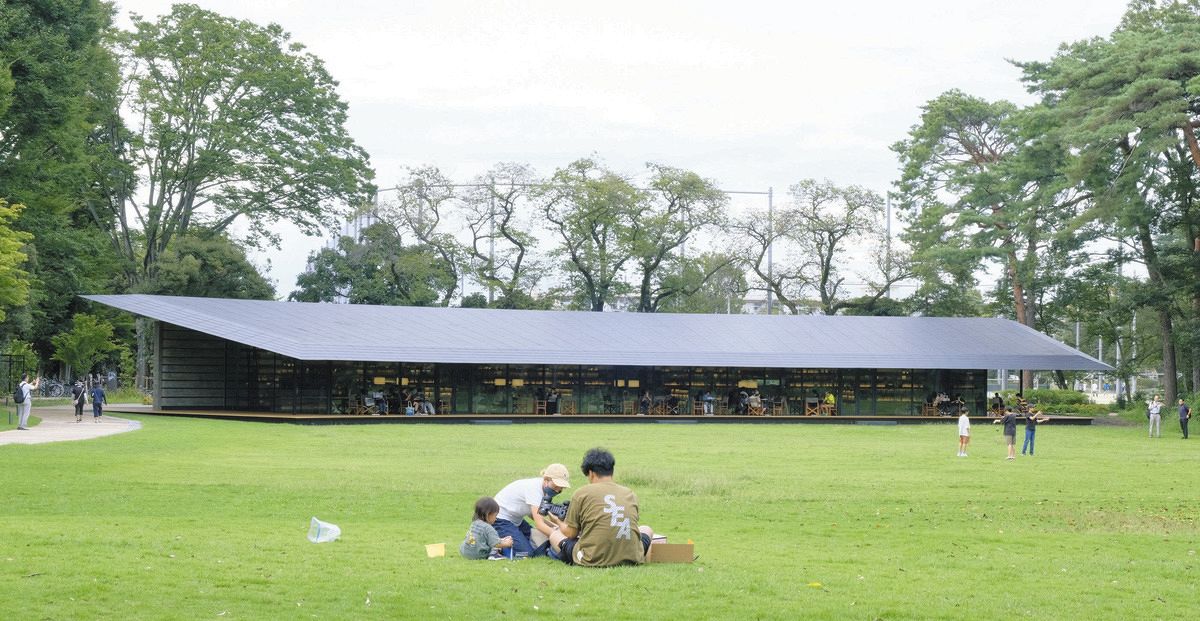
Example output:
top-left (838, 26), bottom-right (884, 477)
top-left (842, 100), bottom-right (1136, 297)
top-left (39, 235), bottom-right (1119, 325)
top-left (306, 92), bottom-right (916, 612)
top-left (0, 403), bottom-right (141, 446)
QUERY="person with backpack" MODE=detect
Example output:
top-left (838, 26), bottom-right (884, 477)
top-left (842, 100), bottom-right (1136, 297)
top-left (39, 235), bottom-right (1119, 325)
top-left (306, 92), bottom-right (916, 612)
top-left (14, 373), bottom-right (39, 430)
top-left (89, 382), bottom-right (108, 422)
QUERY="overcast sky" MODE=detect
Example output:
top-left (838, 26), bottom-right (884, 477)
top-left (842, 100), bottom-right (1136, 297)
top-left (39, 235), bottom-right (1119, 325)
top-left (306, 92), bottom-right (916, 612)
top-left (114, 0), bottom-right (1134, 296)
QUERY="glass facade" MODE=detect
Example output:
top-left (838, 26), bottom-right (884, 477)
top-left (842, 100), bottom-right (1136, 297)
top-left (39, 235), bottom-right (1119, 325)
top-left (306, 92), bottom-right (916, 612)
top-left (203, 342), bottom-right (987, 416)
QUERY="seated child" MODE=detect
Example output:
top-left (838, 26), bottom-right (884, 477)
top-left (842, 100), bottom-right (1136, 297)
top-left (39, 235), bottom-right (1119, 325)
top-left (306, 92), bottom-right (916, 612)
top-left (460, 496), bottom-right (513, 560)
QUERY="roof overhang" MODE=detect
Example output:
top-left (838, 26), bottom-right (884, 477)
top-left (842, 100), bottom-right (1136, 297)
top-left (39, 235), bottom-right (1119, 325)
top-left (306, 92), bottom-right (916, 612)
top-left (83, 294), bottom-right (1113, 372)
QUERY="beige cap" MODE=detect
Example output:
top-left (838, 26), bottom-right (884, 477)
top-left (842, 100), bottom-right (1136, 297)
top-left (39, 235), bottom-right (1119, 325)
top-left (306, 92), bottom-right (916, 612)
top-left (541, 463), bottom-right (571, 488)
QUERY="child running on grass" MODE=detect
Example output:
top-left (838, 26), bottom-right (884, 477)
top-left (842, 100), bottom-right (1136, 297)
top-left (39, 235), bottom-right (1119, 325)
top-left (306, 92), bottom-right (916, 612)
top-left (459, 497), bottom-right (513, 560)
top-left (957, 409), bottom-right (971, 457)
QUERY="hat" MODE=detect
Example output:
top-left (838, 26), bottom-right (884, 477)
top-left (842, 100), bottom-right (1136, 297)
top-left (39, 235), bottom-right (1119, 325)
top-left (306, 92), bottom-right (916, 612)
top-left (541, 463), bottom-right (570, 488)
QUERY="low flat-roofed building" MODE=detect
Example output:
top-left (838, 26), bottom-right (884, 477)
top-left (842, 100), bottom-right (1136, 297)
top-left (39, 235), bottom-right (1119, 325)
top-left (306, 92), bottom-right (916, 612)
top-left (85, 294), bottom-right (1110, 417)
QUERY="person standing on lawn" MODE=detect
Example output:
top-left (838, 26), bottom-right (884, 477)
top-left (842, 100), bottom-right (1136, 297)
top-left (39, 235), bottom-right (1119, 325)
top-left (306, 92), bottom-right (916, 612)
top-left (1021, 407), bottom-right (1049, 456)
top-left (994, 408), bottom-right (1018, 460)
top-left (71, 379), bottom-right (88, 423)
top-left (1148, 395), bottom-right (1163, 438)
top-left (957, 409), bottom-right (971, 457)
top-left (1179, 398), bottom-right (1192, 439)
top-left (544, 447), bottom-right (654, 567)
top-left (15, 373), bottom-right (38, 430)
top-left (89, 382), bottom-right (107, 422)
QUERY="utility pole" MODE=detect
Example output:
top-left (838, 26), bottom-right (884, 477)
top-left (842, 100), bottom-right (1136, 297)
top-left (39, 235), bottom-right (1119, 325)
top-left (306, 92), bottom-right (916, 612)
top-left (488, 193), bottom-right (495, 304)
top-left (1131, 313), bottom-right (1138, 397)
top-left (885, 195), bottom-right (892, 299)
top-left (766, 187), bottom-right (774, 315)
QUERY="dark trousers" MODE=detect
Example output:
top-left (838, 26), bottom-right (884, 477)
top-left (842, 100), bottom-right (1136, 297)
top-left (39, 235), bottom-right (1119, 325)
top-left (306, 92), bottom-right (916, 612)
top-left (492, 517), bottom-right (535, 557)
top-left (1182, 418), bottom-right (1189, 439)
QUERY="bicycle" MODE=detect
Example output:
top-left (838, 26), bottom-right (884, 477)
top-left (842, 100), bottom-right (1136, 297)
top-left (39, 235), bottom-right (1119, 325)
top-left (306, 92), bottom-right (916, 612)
top-left (38, 379), bottom-right (66, 398)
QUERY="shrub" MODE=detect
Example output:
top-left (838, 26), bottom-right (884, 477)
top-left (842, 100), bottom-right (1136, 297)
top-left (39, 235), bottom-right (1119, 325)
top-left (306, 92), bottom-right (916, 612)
top-left (1040, 403), bottom-right (1112, 416)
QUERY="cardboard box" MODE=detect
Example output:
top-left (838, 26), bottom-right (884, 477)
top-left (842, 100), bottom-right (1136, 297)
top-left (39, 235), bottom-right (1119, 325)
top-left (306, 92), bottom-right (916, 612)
top-left (646, 542), bottom-right (694, 563)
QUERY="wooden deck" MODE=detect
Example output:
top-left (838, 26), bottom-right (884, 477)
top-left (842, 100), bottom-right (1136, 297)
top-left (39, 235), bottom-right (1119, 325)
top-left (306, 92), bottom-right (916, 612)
top-left (104, 406), bottom-right (1094, 426)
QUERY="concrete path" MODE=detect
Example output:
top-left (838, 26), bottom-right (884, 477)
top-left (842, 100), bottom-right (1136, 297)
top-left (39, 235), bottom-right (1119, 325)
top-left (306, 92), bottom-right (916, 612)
top-left (0, 403), bottom-right (141, 446)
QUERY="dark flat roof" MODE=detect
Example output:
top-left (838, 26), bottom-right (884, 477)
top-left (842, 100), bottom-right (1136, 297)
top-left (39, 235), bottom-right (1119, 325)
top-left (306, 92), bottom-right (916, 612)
top-left (83, 294), bottom-right (1111, 371)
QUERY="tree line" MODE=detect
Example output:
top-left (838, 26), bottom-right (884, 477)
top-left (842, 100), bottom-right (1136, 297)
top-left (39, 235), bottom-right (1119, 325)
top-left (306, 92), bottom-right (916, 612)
top-left (1, 1), bottom-right (1198, 404)
top-left (291, 162), bottom-right (902, 317)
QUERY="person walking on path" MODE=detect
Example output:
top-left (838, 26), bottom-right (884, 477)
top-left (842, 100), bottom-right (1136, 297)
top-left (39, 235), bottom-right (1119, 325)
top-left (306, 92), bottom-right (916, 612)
top-left (994, 409), bottom-right (1018, 460)
top-left (89, 383), bottom-right (107, 422)
top-left (15, 373), bottom-right (39, 430)
top-left (1148, 395), bottom-right (1164, 438)
top-left (957, 409), bottom-right (971, 457)
top-left (71, 380), bottom-right (88, 423)
top-left (1179, 398), bottom-right (1192, 439)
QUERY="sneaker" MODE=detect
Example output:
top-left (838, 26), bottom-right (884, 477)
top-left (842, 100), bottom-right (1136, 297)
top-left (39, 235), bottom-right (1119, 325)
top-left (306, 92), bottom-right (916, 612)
top-left (16, 427), bottom-right (28, 430)
top-left (1006, 456), bottom-right (1014, 460)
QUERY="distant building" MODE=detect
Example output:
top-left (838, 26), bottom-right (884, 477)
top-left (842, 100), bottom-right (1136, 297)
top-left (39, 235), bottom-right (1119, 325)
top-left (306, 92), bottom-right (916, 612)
top-left (86, 294), bottom-right (1110, 417)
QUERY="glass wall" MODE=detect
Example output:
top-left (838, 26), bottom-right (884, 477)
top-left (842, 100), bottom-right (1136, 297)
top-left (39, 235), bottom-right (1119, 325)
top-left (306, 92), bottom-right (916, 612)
top-left (189, 351), bottom-right (991, 417)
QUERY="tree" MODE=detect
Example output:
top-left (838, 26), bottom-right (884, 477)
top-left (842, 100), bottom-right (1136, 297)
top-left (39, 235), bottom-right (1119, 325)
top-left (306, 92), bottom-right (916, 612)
top-left (790, 180), bottom-right (897, 315)
top-left (98, 4), bottom-right (374, 285)
top-left (1019, 0), bottom-right (1200, 402)
top-left (459, 163), bottom-right (547, 308)
top-left (0, 0), bottom-right (126, 359)
top-left (51, 313), bottom-right (118, 379)
top-left (892, 92), bottom-right (1092, 389)
top-left (0, 200), bottom-right (32, 322)
top-left (1, 0), bottom-right (117, 210)
top-left (733, 179), bottom-right (898, 315)
top-left (539, 158), bottom-right (644, 311)
top-left (657, 252), bottom-right (748, 314)
top-left (290, 222), bottom-right (456, 306)
top-left (731, 205), bottom-right (811, 314)
top-left (627, 164), bottom-right (729, 312)
top-left (137, 233), bottom-right (275, 299)
top-left (372, 167), bottom-right (464, 306)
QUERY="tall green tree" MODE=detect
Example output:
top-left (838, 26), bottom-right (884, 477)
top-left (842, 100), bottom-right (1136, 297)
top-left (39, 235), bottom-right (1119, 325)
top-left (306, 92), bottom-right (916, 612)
top-left (372, 167), bottom-right (464, 306)
top-left (0, 0), bottom-right (125, 360)
top-left (136, 233), bottom-right (275, 299)
top-left (51, 313), bottom-right (118, 379)
top-left (1019, 0), bottom-right (1200, 402)
top-left (290, 222), bottom-right (456, 306)
top-left (656, 252), bottom-right (747, 314)
top-left (892, 91), bottom-right (1092, 388)
top-left (0, 200), bottom-right (32, 321)
top-left (459, 163), bottom-right (546, 307)
top-left (99, 4), bottom-right (374, 285)
top-left (734, 179), bottom-right (898, 315)
top-left (0, 0), bottom-right (116, 208)
top-left (628, 164), bottom-right (729, 312)
top-left (539, 158), bottom-right (644, 311)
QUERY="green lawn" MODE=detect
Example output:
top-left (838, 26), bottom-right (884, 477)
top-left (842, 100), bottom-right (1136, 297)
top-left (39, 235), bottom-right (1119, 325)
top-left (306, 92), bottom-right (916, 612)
top-left (0, 414), bottom-right (1196, 620)
top-left (0, 409), bottom-right (39, 431)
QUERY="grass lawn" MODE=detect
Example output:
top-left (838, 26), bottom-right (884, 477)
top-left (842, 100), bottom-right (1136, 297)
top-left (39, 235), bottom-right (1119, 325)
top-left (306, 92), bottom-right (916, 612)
top-left (0, 409), bottom-right (39, 431)
top-left (1, 414), bottom-right (1196, 620)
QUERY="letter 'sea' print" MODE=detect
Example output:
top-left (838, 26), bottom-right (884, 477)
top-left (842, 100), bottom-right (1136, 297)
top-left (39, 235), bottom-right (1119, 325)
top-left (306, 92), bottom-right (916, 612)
top-left (603, 494), bottom-right (632, 539)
